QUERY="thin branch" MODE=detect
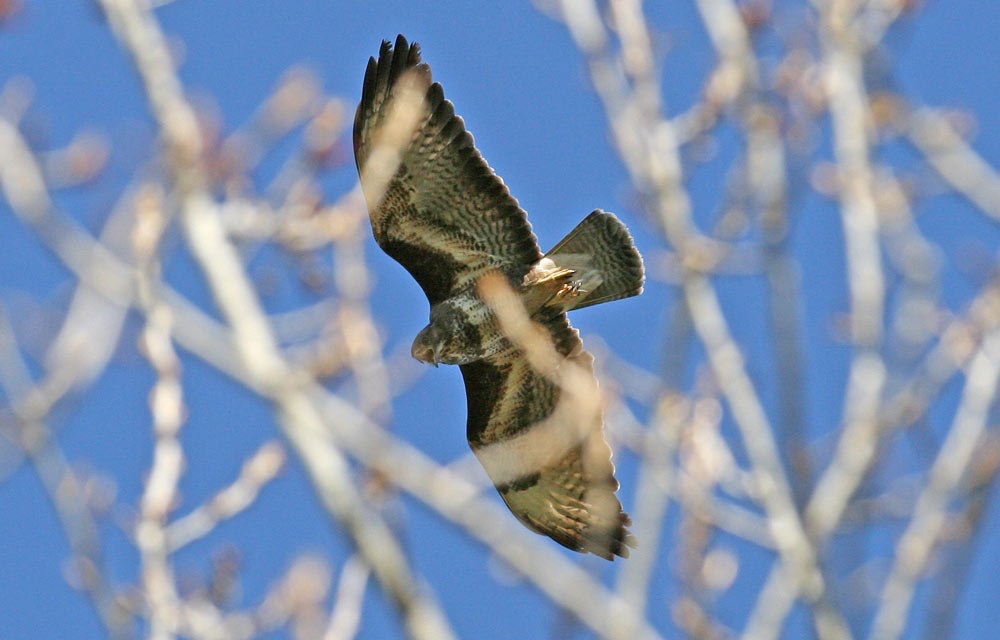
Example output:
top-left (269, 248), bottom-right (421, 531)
top-left (0, 309), bottom-right (133, 638)
top-left (922, 433), bottom-right (1000, 640)
top-left (745, 0), bottom-right (894, 634)
top-left (132, 183), bottom-right (186, 640)
top-left (165, 441), bottom-right (286, 552)
top-left (807, 0), bottom-right (888, 535)
top-left (907, 107), bottom-right (1000, 223)
top-left (2, 107), bottom-right (664, 640)
top-left (557, 3), bottom-right (847, 637)
top-left (696, 0), bottom-right (810, 507)
top-left (96, 2), bottom-right (456, 638)
top-left (616, 395), bottom-right (684, 621)
top-left (870, 328), bottom-right (1000, 640)
top-left (323, 555), bottom-right (371, 640)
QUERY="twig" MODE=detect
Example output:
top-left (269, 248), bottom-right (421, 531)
top-left (557, 3), bottom-right (847, 637)
top-left (251, 555), bottom-right (333, 638)
top-left (698, 0), bottom-right (810, 504)
top-left (331, 211), bottom-right (392, 423)
top-left (616, 395), bottom-right (684, 622)
top-left (0, 308), bottom-right (133, 638)
top-left (132, 183), bottom-right (186, 640)
top-left (2, 103), bottom-right (664, 640)
top-left (323, 555), bottom-right (371, 640)
top-left (806, 0), bottom-right (888, 541)
top-left (922, 433), bottom-right (1000, 640)
top-left (744, 0), bottom-right (899, 634)
top-left (907, 107), bottom-right (1000, 223)
top-left (0, 179), bottom-right (132, 484)
top-left (869, 328), bottom-right (1000, 640)
top-left (165, 441), bottom-right (286, 552)
top-left (0, 117), bottom-right (241, 386)
top-left (96, 1), bottom-right (457, 638)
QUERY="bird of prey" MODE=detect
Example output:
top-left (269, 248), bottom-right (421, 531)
top-left (354, 35), bottom-right (643, 560)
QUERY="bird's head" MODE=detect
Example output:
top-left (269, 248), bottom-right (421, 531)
top-left (411, 324), bottom-right (444, 366)
top-left (411, 301), bottom-right (481, 366)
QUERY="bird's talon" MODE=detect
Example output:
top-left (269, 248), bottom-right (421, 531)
top-left (557, 281), bottom-right (587, 299)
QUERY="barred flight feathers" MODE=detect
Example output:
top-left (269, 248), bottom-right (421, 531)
top-left (355, 35), bottom-right (642, 560)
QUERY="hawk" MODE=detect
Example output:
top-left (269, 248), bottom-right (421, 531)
top-left (354, 35), bottom-right (643, 560)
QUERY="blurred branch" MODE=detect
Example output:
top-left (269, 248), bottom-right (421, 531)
top-left (870, 328), bottom-right (1000, 640)
top-left (0, 308), bottom-right (132, 638)
top-left (922, 433), bottom-right (1000, 640)
top-left (0, 113), bottom-right (135, 637)
top-left (686, 274), bottom-right (845, 640)
top-left (132, 184), bottom-right (187, 640)
top-left (746, 0), bottom-right (894, 634)
top-left (323, 555), bottom-right (371, 640)
top-left (557, 2), bottom-right (848, 638)
top-left (252, 555), bottom-right (334, 639)
top-left (331, 205), bottom-right (392, 423)
top-left (165, 441), bottom-right (286, 552)
top-left (806, 0), bottom-right (887, 539)
top-left (616, 395), bottom-right (683, 619)
top-left (696, 0), bottom-right (811, 512)
top-left (0, 117), bottom-right (135, 306)
top-left (907, 107), bottom-right (1000, 222)
top-left (0, 197), bottom-right (132, 484)
top-left (699, 0), bottom-right (810, 503)
top-left (96, 1), bottom-right (456, 638)
top-left (2, 96), bottom-right (663, 640)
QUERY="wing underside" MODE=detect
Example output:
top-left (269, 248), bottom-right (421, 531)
top-left (355, 36), bottom-right (635, 560)
top-left (354, 35), bottom-right (542, 305)
top-left (460, 310), bottom-right (635, 560)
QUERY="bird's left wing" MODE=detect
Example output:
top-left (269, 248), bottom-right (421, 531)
top-left (460, 310), bottom-right (635, 560)
top-left (354, 35), bottom-right (542, 306)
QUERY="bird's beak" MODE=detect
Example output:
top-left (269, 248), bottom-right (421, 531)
top-left (411, 327), bottom-right (441, 367)
top-left (412, 345), bottom-right (440, 367)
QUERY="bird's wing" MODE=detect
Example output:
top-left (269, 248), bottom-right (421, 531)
top-left (460, 309), bottom-right (635, 560)
top-left (354, 35), bottom-right (542, 305)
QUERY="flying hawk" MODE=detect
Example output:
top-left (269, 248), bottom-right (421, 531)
top-left (354, 35), bottom-right (643, 560)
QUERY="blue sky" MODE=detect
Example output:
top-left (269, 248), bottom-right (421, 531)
top-left (3, 1), bottom-right (1000, 638)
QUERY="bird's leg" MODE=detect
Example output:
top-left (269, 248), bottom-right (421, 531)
top-left (522, 256), bottom-right (604, 312)
top-left (555, 279), bottom-right (586, 300)
top-left (547, 271), bottom-right (603, 311)
top-left (521, 258), bottom-right (576, 313)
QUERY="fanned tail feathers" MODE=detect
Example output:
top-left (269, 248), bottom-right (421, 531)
top-left (531, 210), bottom-right (645, 311)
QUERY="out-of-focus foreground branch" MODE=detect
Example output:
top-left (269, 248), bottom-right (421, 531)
top-left (3, 1), bottom-right (1000, 639)
top-left (0, 1), bottom-right (662, 638)
top-left (546, 0), bottom-right (1000, 639)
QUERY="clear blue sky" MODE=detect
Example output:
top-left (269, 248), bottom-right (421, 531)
top-left (2, 1), bottom-right (1000, 638)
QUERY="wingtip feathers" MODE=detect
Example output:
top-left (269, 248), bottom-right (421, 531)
top-left (356, 36), bottom-right (635, 561)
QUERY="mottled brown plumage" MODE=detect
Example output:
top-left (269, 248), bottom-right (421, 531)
top-left (354, 35), bottom-right (643, 559)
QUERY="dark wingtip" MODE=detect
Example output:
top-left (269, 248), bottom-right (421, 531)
top-left (392, 33), bottom-right (407, 54)
top-left (611, 516), bottom-right (638, 560)
top-left (355, 35), bottom-right (430, 167)
top-left (393, 33), bottom-right (422, 63)
top-left (602, 514), bottom-right (637, 560)
top-left (574, 505), bottom-right (637, 561)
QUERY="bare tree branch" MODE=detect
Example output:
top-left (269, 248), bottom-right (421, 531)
top-left (96, 1), bottom-right (456, 637)
top-left (5, 2), bottom-right (1000, 638)
top-left (871, 328), bottom-right (1000, 640)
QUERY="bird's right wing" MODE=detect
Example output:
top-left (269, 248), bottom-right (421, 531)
top-left (460, 310), bottom-right (635, 560)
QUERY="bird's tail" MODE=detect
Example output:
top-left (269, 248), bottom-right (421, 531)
top-left (527, 210), bottom-right (644, 312)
